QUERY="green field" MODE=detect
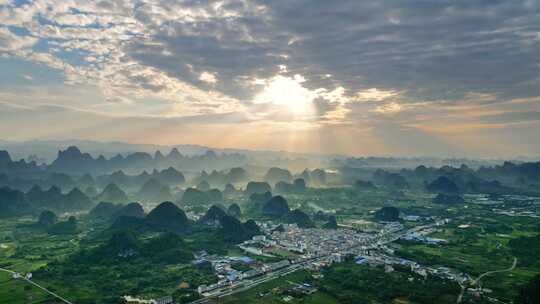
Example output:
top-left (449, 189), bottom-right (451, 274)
top-left (395, 202), bottom-right (540, 302)
top-left (220, 262), bottom-right (461, 304)
top-left (0, 216), bottom-right (217, 304)
top-left (1, 189), bottom-right (538, 303)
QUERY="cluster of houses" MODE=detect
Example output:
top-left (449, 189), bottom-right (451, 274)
top-left (492, 197), bottom-right (540, 219)
top-left (193, 250), bottom-right (292, 295)
top-left (401, 231), bottom-right (448, 245)
top-left (242, 223), bottom-right (378, 258)
top-left (127, 214), bottom-right (469, 303)
top-left (193, 222), bottom-right (391, 296)
top-left (124, 295), bottom-right (173, 304)
top-left (283, 282), bottom-right (318, 298)
top-left (354, 253), bottom-right (470, 284)
top-left (193, 217), bottom-right (460, 299)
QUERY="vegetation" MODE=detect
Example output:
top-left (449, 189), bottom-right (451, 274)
top-left (47, 216), bottom-right (78, 235)
top-left (1, 145), bottom-right (540, 304)
top-left (509, 233), bottom-right (540, 267)
top-left (426, 176), bottom-right (460, 194)
top-left (323, 216), bottom-right (338, 229)
top-left (516, 274), bottom-right (540, 304)
top-left (220, 216), bottom-right (261, 242)
top-left (97, 183), bottom-right (129, 203)
top-left (319, 262), bottom-right (459, 304)
top-left (227, 203), bottom-right (242, 218)
top-left (374, 206), bottom-right (399, 222)
top-left (262, 195), bottom-right (290, 217)
top-left (146, 201), bottom-right (190, 233)
top-left (286, 209), bottom-right (315, 228)
top-left (245, 182), bottom-right (272, 196)
top-left (433, 193), bottom-right (465, 204)
top-left (37, 210), bottom-right (57, 227)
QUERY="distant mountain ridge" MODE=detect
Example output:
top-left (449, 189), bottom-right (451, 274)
top-left (0, 139), bottom-right (339, 164)
top-left (48, 146), bottom-right (246, 174)
top-left (0, 139), bottom-right (211, 162)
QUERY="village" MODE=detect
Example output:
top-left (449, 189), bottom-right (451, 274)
top-left (182, 217), bottom-right (474, 303)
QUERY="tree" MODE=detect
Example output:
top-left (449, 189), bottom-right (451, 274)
top-left (245, 182), bottom-right (272, 196)
top-left (199, 205), bottom-right (227, 224)
top-left (432, 193), bottom-right (464, 204)
top-left (196, 180), bottom-right (210, 191)
top-left (264, 167), bottom-right (293, 184)
top-left (355, 180), bottom-right (377, 191)
top-left (293, 178), bottom-right (306, 192)
top-left (48, 216), bottom-right (77, 235)
top-left (38, 210), bottom-right (57, 227)
top-left (516, 274), bottom-right (540, 304)
top-left (220, 216), bottom-right (261, 242)
top-left (375, 207), bottom-right (399, 222)
top-left (98, 183), bottom-right (129, 203)
top-left (286, 209), bottom-right (314, 228)
top-left (227, 203), bottom-right (241, 218)
top-left (108, 230), bottom-right (140, 254)
top-left (426, 176), bottom-right (459, 194)
top-left (262, 196), bottom-right (290, 217)
top-left (249, 191), bottom-right (272, 204)
top-left (146, 201), bottom-right (190, 233)
top-left (220, 215), bottom-right (247, 242)
top-left (0, 186), bottom-right (31, 217)
top-left (323, 216), bottom-right (338, 229)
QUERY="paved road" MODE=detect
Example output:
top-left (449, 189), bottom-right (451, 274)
top-left (472, 257), bottom-right (517, 286)
top-left (0, 267), bottom-right (16, 276)
top-left (187, 225), bottom-right (417, 304)
top-left (189, 262), bottom-right (308, 304)
top-left (0, 267), bottom-right (74, 304)
top-left (457, 257), bottom-right (517, 304)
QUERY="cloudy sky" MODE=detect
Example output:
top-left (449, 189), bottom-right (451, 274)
top-left (1, 0), bottom-right (539, 157)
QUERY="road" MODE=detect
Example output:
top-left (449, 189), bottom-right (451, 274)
top-left (457, 257), bottom-right (517, 303)
top-left (0, 267), bottom-right (74, 304)
top-left (187, 224), bottom-right (419, 303)
top-left (472, 257), bottom-right (517, 286)
top-left (189, 261), bottom-right (312, 304)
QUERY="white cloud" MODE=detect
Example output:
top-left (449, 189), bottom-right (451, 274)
top-left (0, 27), bottom-right (37, 52)
top-left (0, 0), bottom-right (267, 117)
top-left (253, 74), bottom-right (318, 109)
top-left (2, 0), bottom-right (538, 127)
top-left (293, 74), bottom-right (306, 83)
top-left (355, 88), bottom-right (400, 102)
top-left (199, 71), bottom-right (218, 84)
top-left (317, 86), bottom-right (349, 104)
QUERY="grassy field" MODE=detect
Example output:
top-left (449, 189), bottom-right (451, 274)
top-left (220, 261), bottom-right (461, 304)
top-left (0, 216), bottom-right (97, 303)
top-left (218, 270), bottom-right (335, 304)
top-left (0, 216), bottom-right (217, 304)
top-left (395, 202), bottom-right (540, 302)
top-left (0, 271), bottom-right (56, 303)
top-left (1, 189), bottom-right (538, 303)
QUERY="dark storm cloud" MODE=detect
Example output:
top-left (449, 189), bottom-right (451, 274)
top-left (265, 0), bottom-right (540, 98)
top-left (127, 2), bottom-right (289, 100)
top-left (126, 0), bottom-right (540, 104)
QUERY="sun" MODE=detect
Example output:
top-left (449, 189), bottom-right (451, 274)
top-left (253, 74), bottom-right (316, 115)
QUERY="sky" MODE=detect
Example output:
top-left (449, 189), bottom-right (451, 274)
top-left (0, 0), bottom-right (539, 158)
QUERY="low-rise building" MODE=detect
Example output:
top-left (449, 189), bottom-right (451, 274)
top-left (152, 295), bottom-right (173, 304)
